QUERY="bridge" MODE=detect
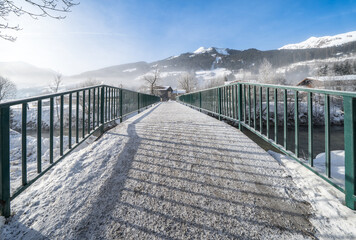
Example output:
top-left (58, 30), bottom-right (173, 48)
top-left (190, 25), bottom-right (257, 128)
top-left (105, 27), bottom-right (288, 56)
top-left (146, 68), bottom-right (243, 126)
top-left (0, 84), bottom-right (355, 238)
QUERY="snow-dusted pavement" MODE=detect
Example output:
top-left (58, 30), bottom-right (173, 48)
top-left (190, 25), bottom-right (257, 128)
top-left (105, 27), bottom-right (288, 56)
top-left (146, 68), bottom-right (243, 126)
top-left (2, 102), bottom-right (317, 239)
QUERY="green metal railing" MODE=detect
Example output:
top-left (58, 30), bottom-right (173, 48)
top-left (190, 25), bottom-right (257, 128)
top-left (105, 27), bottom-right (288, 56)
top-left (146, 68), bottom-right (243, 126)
top-left (0, 85), bottom-right (160, 217)
top-left (178, 82), bottom-right (356, 210)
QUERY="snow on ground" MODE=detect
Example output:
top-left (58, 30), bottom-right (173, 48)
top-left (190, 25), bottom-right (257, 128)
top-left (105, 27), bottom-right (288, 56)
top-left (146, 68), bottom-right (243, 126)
top-left (1, 102), bottom-right (316, 239)
top-left (279, 31), bottom-right (356, 49)
top-left (9, 129), bottom-right (77, 195)
top-left (268, 151), bottom-right (356, 239)
top-left (314, 150), bottom-right (345, 187)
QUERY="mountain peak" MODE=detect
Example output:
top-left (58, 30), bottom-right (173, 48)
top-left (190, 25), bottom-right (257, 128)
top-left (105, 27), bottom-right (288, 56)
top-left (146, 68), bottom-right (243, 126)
top-left (192, 47), bottom-right (229, 55)
top-left (279, 31), bottom-right (356, 50)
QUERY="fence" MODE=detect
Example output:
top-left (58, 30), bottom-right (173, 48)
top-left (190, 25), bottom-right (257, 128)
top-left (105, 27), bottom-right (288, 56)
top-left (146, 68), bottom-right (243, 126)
top-left (178, 82), bottom-right (356, 210)
top-left (0, 85), bottom-right (160, 217)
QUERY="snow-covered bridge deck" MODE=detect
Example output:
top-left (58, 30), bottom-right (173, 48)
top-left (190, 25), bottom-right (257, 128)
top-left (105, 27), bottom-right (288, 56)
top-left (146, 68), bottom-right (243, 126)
top-left (2, 102), bottom-right (316, 239)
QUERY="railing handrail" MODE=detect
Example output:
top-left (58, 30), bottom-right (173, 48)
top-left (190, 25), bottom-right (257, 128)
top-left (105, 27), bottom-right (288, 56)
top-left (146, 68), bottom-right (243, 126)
top-left (0, 84), bottom-right (155, 107)
top-left (185, 82), bottom-right (356, 98)
top-left (0, 84), bottom-right (160, 217)
top-left (178, 82), bottom-right (356, 210)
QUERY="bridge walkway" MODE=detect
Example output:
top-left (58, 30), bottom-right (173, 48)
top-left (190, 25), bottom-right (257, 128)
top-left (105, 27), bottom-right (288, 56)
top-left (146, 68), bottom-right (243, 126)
top-left (4, 102), bottom-right (315, 239)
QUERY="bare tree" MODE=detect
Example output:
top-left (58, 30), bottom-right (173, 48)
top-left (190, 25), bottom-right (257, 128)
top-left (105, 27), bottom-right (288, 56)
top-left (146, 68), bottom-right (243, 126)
top-left (204, 76), bottom-right (225, 89)
top-left (0, 76), bottom-right (16, 102)
top-left (178, 72), bottom-right (197, 93)
top-left (258, 58), bottom-right (286, 84)
top-left (0, 0), bottom-right (78, 41)
top-left (49, 73), bottom-right (63, 120)
top-left (144, 65), bottom-right (160, 95)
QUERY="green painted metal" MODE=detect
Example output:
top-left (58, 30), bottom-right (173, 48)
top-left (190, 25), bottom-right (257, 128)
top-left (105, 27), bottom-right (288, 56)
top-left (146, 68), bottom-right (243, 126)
top-left (238, 84), bottom-right (243, 130)
top-left (100, 87), bottom-right (105, 134)
top-left (344, 96), bottom-right (356, 210)
top-left (283, 89), bottom-right (287, 149)
top-left (93, 88), bottom-right (96, 130)
top-left (60, 96), bottom-right (64, 156)
top-left (266, 88), bottom-right (270, 139)
top-left (50, 98), bottom-right (54, 164)
top-left (253, 86), bottom-right (257, 130)
top-left (88, 89), bottom-right (91, 134)
top-left (325, 95), bottom-right (331, 178)
top-left (82, 90), bottom-right (85, 138)
top-left (119, 88), bottom-right (123, 123)
top-left (69, 93), bottom-right (72, 149)
top-left (248, 85), bottom-right (251, 126)
top-left (97, 88), bottom-right (100, 127)
top-left (0, 84), bottom-right (159, 217)
top-left (22, 103), bottom-right (27, 186)
top-left (308, 93), bottom-right (314, 166)
top-left (177, 81), bottom-right (356, 210)
top-left (218, 87), bottom-right (222, 120)
top-left (274, 88), bottom-right (278, 143)
top-left (259, 87), bottom-right (263, 134)
top-left (295, 91), bottom-right (299, 157)
top-left (37, 100), bottom-right (42, 173)
top-left (76, 92), bottom-right (79, 144)
top-left (0, 106), bottom-right (10, 217)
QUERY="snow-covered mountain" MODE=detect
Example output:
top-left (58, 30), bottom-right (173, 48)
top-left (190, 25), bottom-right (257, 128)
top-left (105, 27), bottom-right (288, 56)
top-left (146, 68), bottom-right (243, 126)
top-left (279, 31), bottom-right (356, 49)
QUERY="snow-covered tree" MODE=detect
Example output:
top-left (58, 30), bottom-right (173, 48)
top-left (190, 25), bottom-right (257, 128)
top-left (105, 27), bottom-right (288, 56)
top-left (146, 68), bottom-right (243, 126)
top-left (0, 75), bottom-right (16, 102)
top-left (258, 58), bottom-right (285, 84)
top-left (178, 72), bottom-right (197, 93)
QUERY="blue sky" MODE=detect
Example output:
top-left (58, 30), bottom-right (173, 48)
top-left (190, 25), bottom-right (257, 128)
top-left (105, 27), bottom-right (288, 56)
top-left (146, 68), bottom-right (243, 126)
top-left (1, 0), bottom-right (356, 74)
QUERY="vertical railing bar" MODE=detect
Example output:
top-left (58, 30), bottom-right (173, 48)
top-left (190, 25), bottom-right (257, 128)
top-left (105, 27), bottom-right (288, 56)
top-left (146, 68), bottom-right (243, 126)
top-left (259, 87), bottom-right (263, 134)
top-left (266, 88), bottom-right (270, 139)
top-left (60, 95), bottom-right (64, 156)
top-left (248, 85), bottom-right (251, 126)
top-left (308, 92), bottom-right (314, 166)
top-left (295, 91), bottom-right (299, 157)
top-left (343, 96), bottom-right (356, 210)
top-left (283, 89), bottom-right (287, 149)
top-left (218, 87), bottom-right (222, 120)
top-left (97, 87), bottom-right (100, 127)
top-left (253, 86), bottom-right (257, 129)
top-left (88, 89), bottom-right (91, 134)
top-left (37, 100), bottom-right (42, 173)
top-left (82, 90), bottom-right (85, 138)
top-left (50, 97), bottom-right (54, 163)
top-left (325, 94), bottom-right (331, 177)
top-left (69, 93), bottom-right (72, 149)
top-left (75, 92), bottom-right (79, 143)
top-left (93, 88), bottom-right (96, 130)
top-left (243, 85), bottom-right (247, 122)
top-left (0, 105), bottom-right (10, 217)
top-left (119, 88), bottom-right (123, 123)
top-left (21, 103), bottom-right (27, 186)
top-left (238, 84), bottom-right (243, 130)
top-left (274, 88), bottom-right (278, 143)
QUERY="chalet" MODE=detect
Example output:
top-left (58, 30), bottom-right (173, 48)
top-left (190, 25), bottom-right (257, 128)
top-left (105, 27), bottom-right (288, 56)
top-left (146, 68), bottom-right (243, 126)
top-left (154, 86), bottom-right (173, 101)
top-left (297, 75), bottom-right (356, 91)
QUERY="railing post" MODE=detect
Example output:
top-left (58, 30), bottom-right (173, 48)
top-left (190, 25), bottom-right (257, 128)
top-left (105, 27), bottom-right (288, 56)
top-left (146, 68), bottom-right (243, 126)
top-left (119, 88), bottom-right (123, 123)
top-left (238, 84), bottom-right (243, 130)
top-left (199, 92), bottom-right (202, 112)
top-left (344, 96), bottom-right (356, 210)
top-left (100, 87), bottom-right (105, 134)
top-left (0, 106), bottom-right (10, 217)
top-left (137, 93), bottom-right (140, 113)
top-left (218, 87), bottom-right (222, 120)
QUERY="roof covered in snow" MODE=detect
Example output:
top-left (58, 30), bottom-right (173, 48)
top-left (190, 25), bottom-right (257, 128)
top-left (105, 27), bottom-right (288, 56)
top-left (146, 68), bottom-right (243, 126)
top-left (305, 75), bottom-right (356, 82)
